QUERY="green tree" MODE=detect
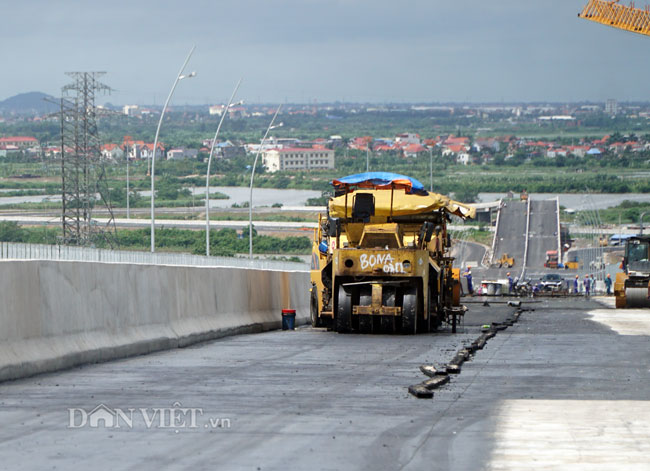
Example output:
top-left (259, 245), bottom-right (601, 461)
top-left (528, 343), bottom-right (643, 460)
top-left (0, 221), bottom-right (27, 242)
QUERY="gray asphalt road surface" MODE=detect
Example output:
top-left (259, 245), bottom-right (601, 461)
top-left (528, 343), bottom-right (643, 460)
top-left (2, 298), bottom-right (648, 470)
top-left (526, 200), bottom-right (559, 268)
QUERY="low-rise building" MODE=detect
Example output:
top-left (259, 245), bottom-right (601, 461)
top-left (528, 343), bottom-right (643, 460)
top-left (101, 143), bottom-right (124, 160)
top-left (123, 105), bottom-right (140, 116)
top-left (0, 146), bottom-right (17, 157)
top-left (262, 146), bottom-right (335, 173)
top-left (0, 136), bottom-right (39, 149)
top-left (457, 152), bottom-right (471, 165)
top-left (167, 147), bottom-right (198, 160)
top-left (546, 148), bottom-right (568, 158)
top-left (209, 105), bottom-right (248, 118)
top-left (395, 133), bottom-right (421, 145)
top-left (403, 143), bottom-right (427, 158)
top-left (567, 145), bottom-right (589, 158)
top-left (123, 136), bottom-right (164, 160)
top-left (442, 144), bottom-right (469, 157)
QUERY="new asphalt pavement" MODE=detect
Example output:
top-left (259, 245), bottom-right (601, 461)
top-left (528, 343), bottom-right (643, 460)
top-left (1, 297), bottom-right (649, 470)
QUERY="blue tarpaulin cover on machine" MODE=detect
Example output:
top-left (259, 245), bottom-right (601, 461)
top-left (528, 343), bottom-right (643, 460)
top-left (331, 172), bottom-right (426, 194)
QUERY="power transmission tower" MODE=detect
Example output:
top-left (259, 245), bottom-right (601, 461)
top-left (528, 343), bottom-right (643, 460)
top-left (59, 72), bottom-right (117, 246)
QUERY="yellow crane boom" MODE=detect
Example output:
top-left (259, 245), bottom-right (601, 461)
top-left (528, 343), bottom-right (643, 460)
top-left (579, 0), bottom-right (650, 37)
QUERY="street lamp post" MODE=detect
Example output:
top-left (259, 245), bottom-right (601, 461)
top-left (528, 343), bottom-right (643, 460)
top-left (125, 147), bottom-right (130, 219)
top-left (205, 79), bottom-right (243, 256)
top-left (366, 145), bottom-right (370, 172)
top-left (428, 146), bottom-right (433, 192)
top-left (150, 46), bottom-right (196, 253)
top-left (249, 105), bottom-right (283, 259)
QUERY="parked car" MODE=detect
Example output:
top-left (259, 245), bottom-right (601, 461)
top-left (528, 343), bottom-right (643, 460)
top-left (540, 273), bottom-right (564, 292)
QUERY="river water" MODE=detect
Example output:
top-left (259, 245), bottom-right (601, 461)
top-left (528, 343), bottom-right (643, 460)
top-left (188, 186), bottom-right (321, 209)
top-left (1, 187), bottom-right (647, 211)
top-left (0, 186), bottom-right (321, 209)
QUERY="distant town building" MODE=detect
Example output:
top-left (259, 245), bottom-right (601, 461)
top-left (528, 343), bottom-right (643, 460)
top-left (395, 133), bottom-right (421, 145)
top-left (220, 145), bottom-right (246, 159)
top-left (266, 137), bottom-right (301, 148)
top-left (262, 146), bottom-right (335, 173)
top-left (100, 143), bottom-right (124, 161)
top-left (546, 148), bottom-right (567, 158)
top-left (122, 136), bottom-right (164, 160)
top-left (457, 152), bottom-right (471, 165)
top-left (167, 147), bottom-right (198, 160)
top-left (209, 105), bottom-right (226, 116)
top-left (348, 136), bottom-right (373, 150)
top-left (0, 136), bottom-right (39, 149)
top-left (538, 115), bottom-right (576, 122)
top-left (123, 105), bottom-right (140, 116)
top-left (402, 143), bottom-right (427, 158)
top-left (442, 144), bottom-right (470, 157)
top-left (605, 99), bottom-right (618, 115)
top-left (0, 146), bottom-right (17, 157)
top-left (473, 138), bottom-right (500, 153)
top-left (209, 105), bottom-right (248, 119)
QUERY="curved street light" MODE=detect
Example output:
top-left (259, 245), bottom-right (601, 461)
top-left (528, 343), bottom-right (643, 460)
top-left (249, 105), bottom-right (283, 259)
top-left (150, 46), bottom-right (196, 253)
top-left (205, 79), bottom-right (243, 256)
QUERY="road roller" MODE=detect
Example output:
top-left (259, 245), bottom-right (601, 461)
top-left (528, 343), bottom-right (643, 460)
top-left (614, 235), bottom-right (650, 308)
top-left (309, 172), bottom-right (475, 334)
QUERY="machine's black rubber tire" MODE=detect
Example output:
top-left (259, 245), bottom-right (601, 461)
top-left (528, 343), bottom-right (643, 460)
top-left (423, 302), bottom-right (432, 333)
top-left (310, 288), bottom-right (321, 328)
top-left (358, 288), bottom-right (372, 334)
top-left (380, 315), bottom-right (395, 333)
top-left (428, 287), bottom-right (442, 332)
top-left (381, 287), bottom-right (397, 333)
top-left (336, 284), bottom-right (352, 333)
top-left (402, 286), bottom-right (418, 335)
top-left (432, 309), bottom-right (444, 331)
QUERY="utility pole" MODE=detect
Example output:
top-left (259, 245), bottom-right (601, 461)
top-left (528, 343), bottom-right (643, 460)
top-left (60, 71), bottom-right (115, 246)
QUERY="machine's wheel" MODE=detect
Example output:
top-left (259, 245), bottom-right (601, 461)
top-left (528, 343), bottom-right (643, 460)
top-left (310, 288), bottom-right (321, 328)
top-left (419, 309), bottom-right (431, 334)
top-left (401, 286), bottom-right (418, 335)
top-left (358, 287), bottom-right (372, 334)
top-left (428, 287), bottom-right (441, 332)
top-left (504, 262), bottom-right (511, 268)
top-left (381, 287), bottom-right (396, 334)
top-left (497, 262), bottom-right (502, 268)
top-left (336, 284), bottom-right (352, 333)
top-left (625, 287), bottom-right (650, 308)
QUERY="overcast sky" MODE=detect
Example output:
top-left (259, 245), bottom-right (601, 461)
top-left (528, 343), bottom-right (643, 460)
top-left (2, 0), bottom-right (648, 104)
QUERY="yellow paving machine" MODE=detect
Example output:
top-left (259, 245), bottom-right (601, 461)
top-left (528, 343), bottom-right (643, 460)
top-left (309, 172), bottom-right (475, 334)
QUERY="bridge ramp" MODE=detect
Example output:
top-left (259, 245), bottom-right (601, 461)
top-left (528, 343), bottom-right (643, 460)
top-left (527, 200), bottom-right (560, 268)
top-left (492, 201), bottom-right (528, 270)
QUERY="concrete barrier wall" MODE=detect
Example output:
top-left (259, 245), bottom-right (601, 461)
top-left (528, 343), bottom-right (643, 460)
top-left (0, 260), bottom-right (309, 382)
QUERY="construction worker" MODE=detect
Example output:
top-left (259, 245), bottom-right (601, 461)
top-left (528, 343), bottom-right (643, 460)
top-left (573, 275), bottom-right (579, 294)
top-left (463, 267), bottom-right (473, 295)
top-left (605, 273), bottom-right (612, 296)
top-left (591, 275), bottom-right (597, 295)
top-left (584, 275), bottom-right (591, 298)
top-left (507, 272), bottom-right (513, 294)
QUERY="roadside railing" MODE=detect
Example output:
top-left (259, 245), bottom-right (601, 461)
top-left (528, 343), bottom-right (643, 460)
top-left (0, 242), bottom-right (309, 272)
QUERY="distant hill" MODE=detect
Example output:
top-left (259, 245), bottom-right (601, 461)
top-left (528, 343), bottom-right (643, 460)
top-left (0, 92), bottom-right (58, 116)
